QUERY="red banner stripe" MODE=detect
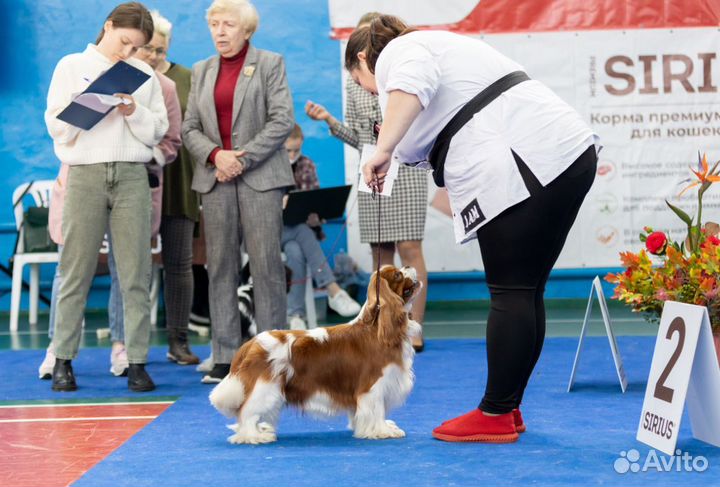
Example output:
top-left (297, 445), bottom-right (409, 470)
top-left (331, 0), bottom-right (720, 39)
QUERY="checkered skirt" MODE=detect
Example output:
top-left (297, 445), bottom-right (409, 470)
top-left (357, 164), bottom-right (428, 243)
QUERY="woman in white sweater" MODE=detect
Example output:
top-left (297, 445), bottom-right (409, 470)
top-left (44, 2), bottom-right (168, 392)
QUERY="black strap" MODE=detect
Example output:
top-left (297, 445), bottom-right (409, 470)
top-left (427, 71), bottom-right (531, 187)
top-left (13, 181), bottom-right (34, 209)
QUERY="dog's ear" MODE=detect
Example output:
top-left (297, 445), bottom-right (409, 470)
top-left (366, 271), bottom-right (406, 345)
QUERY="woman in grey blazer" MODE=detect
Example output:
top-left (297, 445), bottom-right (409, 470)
top-left (182, 0), bottom-right (295, 383)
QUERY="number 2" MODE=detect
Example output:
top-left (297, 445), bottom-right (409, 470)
top-left (653, 317), bottom-right (686, 403)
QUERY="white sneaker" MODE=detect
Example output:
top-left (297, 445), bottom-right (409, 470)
top-left (328, 289), bottom-right (361, 317)
top-left (38, 345), bottom-right (56, 380)
top-left (196, 353), bottom-right (214, 373)
top-left (289, 315), bottom-right (307, 330)
top-left (110, 343), bottom-right (129, 377)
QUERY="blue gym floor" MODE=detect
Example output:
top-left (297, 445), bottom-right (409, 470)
top-left (2, 335), bottom-right (718, 486)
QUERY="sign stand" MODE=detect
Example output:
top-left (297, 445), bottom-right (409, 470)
top-left (568, 276), bottom-right (628, 393)
top-left (637, 301), bottom-right (720, 455)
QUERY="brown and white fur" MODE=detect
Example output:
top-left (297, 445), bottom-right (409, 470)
top-left (209, 265), bottom-right (422, 444)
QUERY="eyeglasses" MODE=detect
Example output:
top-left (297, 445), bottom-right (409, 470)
top-left (141, 45), bottom-right (166, 56)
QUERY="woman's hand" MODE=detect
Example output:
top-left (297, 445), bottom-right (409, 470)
top-left (305, 100), bottom-right (330, 121)
top-left (114, 93), bottom-right (136, 116)
top-left (362, 149), bottom-right (392, 193)
top-left (215, 150), bottom-right (245, 182)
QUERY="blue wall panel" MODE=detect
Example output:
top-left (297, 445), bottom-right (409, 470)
top-left (0, 0), bottom-right (613, 314)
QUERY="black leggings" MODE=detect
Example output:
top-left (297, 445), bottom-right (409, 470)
top-left (477, 145), bottom-right (597, 414)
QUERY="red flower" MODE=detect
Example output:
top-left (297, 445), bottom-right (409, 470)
top-left (646, 231), bottom-right (668, 255)
top-left (709, 236), bottom-right (720, 246)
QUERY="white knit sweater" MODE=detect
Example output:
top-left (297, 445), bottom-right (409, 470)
top-left (45, 44), bottom-right (168, 165)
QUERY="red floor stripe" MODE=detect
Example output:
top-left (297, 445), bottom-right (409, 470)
top-left (0, 402), bottom-right (172, 487)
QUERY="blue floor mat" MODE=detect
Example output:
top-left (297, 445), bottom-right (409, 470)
top-left (2, 336), bottom-right (718, 486)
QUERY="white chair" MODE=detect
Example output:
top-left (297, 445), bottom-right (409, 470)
top-left (10, 181), bottom-right (59, 332)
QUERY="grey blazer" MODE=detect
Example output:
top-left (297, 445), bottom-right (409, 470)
top-left (183, 45), bottom-right (296, 194)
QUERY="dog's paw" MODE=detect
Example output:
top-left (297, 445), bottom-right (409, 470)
top-left (354, 421), bottom-right (406, 440)
top-left (384, 420), bottom-right (406, 438)
top-left (227, 430), bottom-right (277, 445)
top-left (226, 423), bottom-right (239, 433)
top-left (257, 422), bottom-right (275, 434)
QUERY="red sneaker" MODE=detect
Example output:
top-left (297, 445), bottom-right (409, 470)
top-left (513, 409), bottom-right (526, 433)
top-left (433, 409), bottom-right (519, 443)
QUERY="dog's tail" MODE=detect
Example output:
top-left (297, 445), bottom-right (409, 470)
top-left (209, 374), bottom-right (246, 418)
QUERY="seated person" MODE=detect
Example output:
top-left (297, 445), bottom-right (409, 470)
top-left (283, 124), bottom-right (360, 330)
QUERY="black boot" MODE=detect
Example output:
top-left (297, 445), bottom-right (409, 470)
top-left (52, 359), bottom-right (78, 392)
top-left (167, 330), bottom-right (200, 365)
top-left (128, 364), bottom-right (155, 392)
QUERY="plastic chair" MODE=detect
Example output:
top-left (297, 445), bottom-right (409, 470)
top-left (10, 181), bottom-right (59, 332)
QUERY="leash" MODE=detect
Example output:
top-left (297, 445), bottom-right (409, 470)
top-left (372, 174), bottom-right (381, 324)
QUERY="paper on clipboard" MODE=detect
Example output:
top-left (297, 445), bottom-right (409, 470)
top-left (357, 144), bottom-right (399, 196)
top-left (73, 93), bottom-right (131, 112)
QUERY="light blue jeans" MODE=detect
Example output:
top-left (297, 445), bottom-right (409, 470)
top-left (281, 224), bottom-right (335, 317)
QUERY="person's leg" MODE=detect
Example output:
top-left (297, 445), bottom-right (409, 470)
top-left (202, 183), bottom-right (243, 371)
top-left (396, 240), bottom-right (428, 348)
top-left (284, 223), bottom-right (361, 317)
top-left (47, 245), bottom-right (63, 341)
top-left (39, 245), bottom-right (63, 379)
top-left (282, 238), bottom-right (307, 318)
top-left (161, 216), bottom-right (198, 364)
top-left (237, 181), bottom-right (286, 332)
top-left (52, 165), bottom-right (110, 390)
top-left (106, 234), bottom-right (125, 344)
top-left (53, 165), bottom-right (110, 360)
top-left (478, 147), bottom-right (597, 414)
top-left (107, 163), bottom-right (152, 366)
top-left (370, 242), bottom-right (395, 269)
top-left (106, 236), bottom-right (129, 377)
top-left (433, 147), bottom-right (596, 441)
top-left (515, 147), bottom-right (598, 406)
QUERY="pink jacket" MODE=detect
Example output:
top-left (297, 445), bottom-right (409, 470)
top-left (49, 72), bottom-right (182, 244)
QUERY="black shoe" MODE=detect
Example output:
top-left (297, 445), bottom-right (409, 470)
top-left (128, 364), bottom-right (155, 392)
top-left (52, 359), bottom-right (78, 392)
top-left (201, 363), bottom-right (231, 384)
top-left (167, 331), bottom-right (200, 365)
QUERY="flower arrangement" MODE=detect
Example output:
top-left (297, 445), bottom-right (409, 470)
top-left (606, 153), bottom-right (720, 332)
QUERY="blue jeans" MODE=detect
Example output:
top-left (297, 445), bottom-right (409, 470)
top-left (106, 232), bottom-right (125, 343)
top-left (281, 224), bottom-right (335, 317)
top-left (48, 245), bottom-right (63, 340)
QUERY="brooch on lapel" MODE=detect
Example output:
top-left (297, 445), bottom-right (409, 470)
top-left (243, 66), bottom-right (255, 77)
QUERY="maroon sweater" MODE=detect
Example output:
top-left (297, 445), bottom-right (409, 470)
top-left (209, 43), bottom-right (249, 164)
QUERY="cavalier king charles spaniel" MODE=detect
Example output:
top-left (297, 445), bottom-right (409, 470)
top-left (209, 265), bottom-right (422, 444)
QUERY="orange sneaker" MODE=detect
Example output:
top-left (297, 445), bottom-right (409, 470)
top-left (513, 409), bottom-right (526, 433)
top-left (433, 409), bottom-right (519, 443)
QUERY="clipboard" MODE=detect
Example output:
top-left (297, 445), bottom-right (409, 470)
top-left (283, 185), bottom-right (352, 225)
top-left (57, 61), bottom-right (151, 130)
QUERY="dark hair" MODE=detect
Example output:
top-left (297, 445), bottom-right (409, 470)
top-left (289, 123), bottom-right (303, 139)
top-left (344, 15), bottom-right (415, 74)
top-left (356, 11), bottom-right (381, 28)
top-left (96, 2), bottom-right (154, 45)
